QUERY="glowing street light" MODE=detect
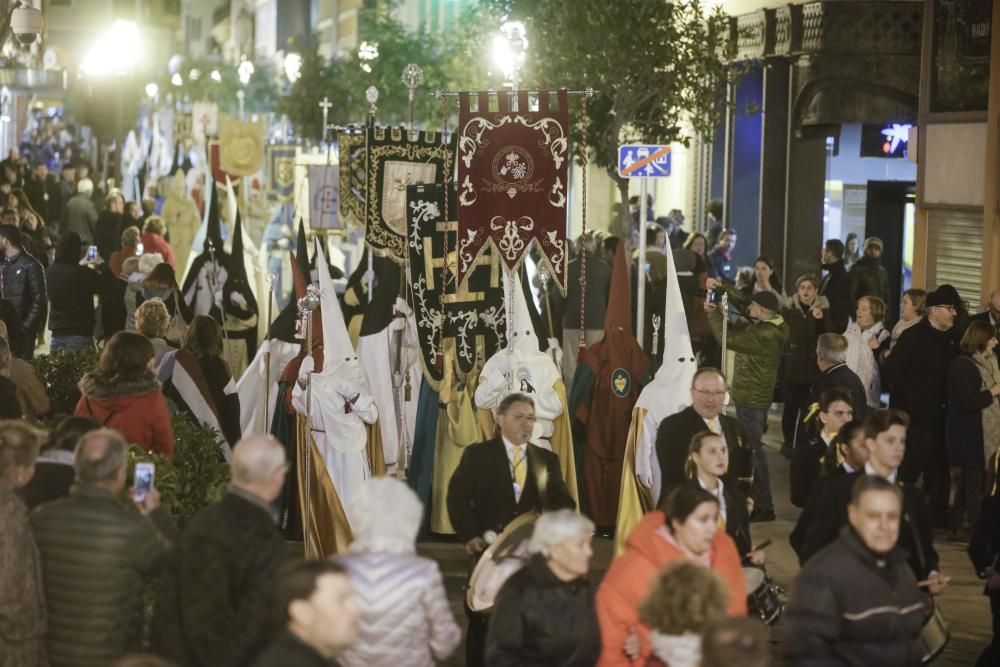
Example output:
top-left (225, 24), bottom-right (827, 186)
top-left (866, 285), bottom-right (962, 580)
top-left (283, 52), bottom-right (302, 83)
top-left (145, 82), bottom-right (158, 98)
top-left (81, 20), bottom-right (142, 76)
top-left (238, 57), bottom-right (254, 85)
top-left (358, 41), bottom-right (379, 73)
top-left (189, 68), bottom-right (201, 81)
top-left (491, 20), bottom-right (528, 86)
top-left (210, 69), bottom-right (222, 83)
top-left (171, 73), bottom-right (183, 86)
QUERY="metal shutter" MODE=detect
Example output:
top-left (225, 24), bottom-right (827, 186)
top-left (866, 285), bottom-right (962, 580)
top-left (927, 208), bottom-right (983, 307)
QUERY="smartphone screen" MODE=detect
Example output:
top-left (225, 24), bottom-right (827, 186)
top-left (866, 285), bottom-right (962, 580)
top-left (136, 242), bottom-right (144, 256)
top-left (86, 245), bottom-right (98, 262)
top-left (134, 462), bottom-right (155, 501)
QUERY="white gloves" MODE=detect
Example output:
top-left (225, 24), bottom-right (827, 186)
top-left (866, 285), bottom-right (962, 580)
top-left (298, 356), bottom-right (315, 384)
top-left (230, 291), bottom-right (248, 308)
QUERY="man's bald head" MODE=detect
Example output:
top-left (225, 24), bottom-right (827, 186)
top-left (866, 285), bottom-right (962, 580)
top-left (74, 429), bottom-right (128, 489)
top-left (231, 434), bottom-right (287, 501)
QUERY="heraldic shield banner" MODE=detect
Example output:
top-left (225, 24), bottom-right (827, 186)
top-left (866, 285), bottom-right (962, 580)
top-left (338, 129), bottom-right (367, 226)
top-left (366, 127), bottom-right (455, 264)
top-left (456, 90), bottom-right (569, 291)
top-left (406, 182), bottom-right (507, 388)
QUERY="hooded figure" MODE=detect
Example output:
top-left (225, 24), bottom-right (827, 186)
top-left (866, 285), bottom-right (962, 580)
top-left (569, 243), bottom-right (651, 529)
top-left (290, 239), bottom-right (383, 557)
top-left (236, 221), bottom-right (310, 437)
top-left (160, 169), bottom-right (200, 273)
top-left (475, 273), bottom-right (578, 504)
top-left (615, 235), bottom-right (698, 552)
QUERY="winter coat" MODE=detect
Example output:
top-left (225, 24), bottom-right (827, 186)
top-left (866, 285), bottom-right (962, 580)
top-left (783, 525), bottom-right (929, 667)
top-left (947, 354), bottom-right (1000, 469)
top-left (9, 357), bottom-right (50, 422)
top-left (0, 484), bottom-right (47, 667)
top-left (0, 375), bottom-right (22, 418)
top-left (141, 231), bottom-right (176, 268)
top-left (336, 550), bottom-right (460, 667)
top-left (782, 295), bottom-right (832, 385)
top-left (152, 491), bottom-right (287, 667)
top-left (109, 245), bottom-right (136, 277)
top-left (30, 483), bottom-right (176, 667)
top-left (808, 363), bottom-right (869, 421)
top-left (790, 433), bottom-right (832, 509)
top-left (253, 632), bottom-right (340, 667)
top-left (820, 260), bottom-right (851, 334)
top-left (595, 511), bottom-right (747, 667)
top-left (46, 260), bottom-right (113, 337)
top-left (75, 371), bottom-right (174, 458)
top-left (123, 275), bottom-right (144, 332)
top-left (485, 554), bottom-right (600, 667)
top-left (18, 450), bottom-right (74, 509)
top-left (62, 194), bottom-right (98, 244)
top-left (844, 321), bottom-right (889, 408)
top-left (848, 256), bottom-right (890, 307)
top-left (0, 248), bottom-right (47, 340)
top-left (705, 247), bottom-right (735, 284)
top-left (707, 305), bottom-right (789, 409)
top-left (94, 210), bottom-right (123, 264)
top-left (883, 318), bottom-right (960, 429)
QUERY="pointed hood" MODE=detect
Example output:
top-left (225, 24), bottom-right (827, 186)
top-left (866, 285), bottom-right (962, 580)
top-left (635, 234), bottom-right (697, 415)
top-left (268, 220), bottom-right (311, 342)
top-left (315, 238), bottom-right (356, 377)
top-left (605, 242), bottom-right (633, 335)
top-left (510, 273), bottom-right (539, 355)
top-left (205, 176), bottom-right (225, 252)
top-left (223, 207), bottom-right (259, 319)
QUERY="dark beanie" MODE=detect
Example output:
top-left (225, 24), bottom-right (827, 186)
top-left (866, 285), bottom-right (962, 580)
top-left (750, 290), bottom-right (780, 313)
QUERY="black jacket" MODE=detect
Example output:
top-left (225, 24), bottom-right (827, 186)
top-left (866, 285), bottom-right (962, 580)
top-left (820, 259), bottom-right (851, 334)
top-left (947, 354), bottom-right (997, 470)
top-left (968, 312), bottom-right (1000, 363)
top-left (447, 438), bottom-right (575, 543)
top-left (848, 256), bottom-right (890, 307)
top-left (46, 260), bottom-right (113, 337)
top-left (790, 433), bottom-right (833, 509)
top-left (95, 210), bottom-right (124, 264)
top-left (0, 375), bottom-right (22, 418)
top-left (17, 456), bottom-right (74, 509)
top-left (784, 525), bottom-right (929, 667)
top-left (809, 363), bottom-right (869, 421)
top-left (782, 296), bottom-right (832, 385)
top-left (655, 406), bottom-right (753, 503)
top-left (970, 493), bottom-right (1000, 578)
top-left (795, 470), bottom-right (938, 578)
top-left (153, 491), bottom-right (287, 667)
top-left (883, 318), bottom-right (960, 428)
top-left (0, 248), bottom-right (47, 339)
top-left (485, 554), bottom-right (600, 667)
top-left (789, 463), bottom-right (851, 555)
top-left (31, 484), bottom-right (177, 666)
top-left (253, 632), bottom-right (339, 667)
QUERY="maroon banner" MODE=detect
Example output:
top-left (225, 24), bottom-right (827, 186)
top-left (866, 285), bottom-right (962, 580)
top-left (456, 90), bottom-right (569, 291)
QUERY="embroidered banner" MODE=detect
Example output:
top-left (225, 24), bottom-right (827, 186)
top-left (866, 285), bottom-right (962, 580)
top-left (338, 128), bottom-right (367, 226)
top-left (406, 182), bottom-right (507, 388)
top-left (308, 164), bottom-right (341, 230)
top-left (266, 144), bottom-right (297, 203)
top-left (208, 141), bottom-right (239, 185)
top-left (366, 127), bottom-right (455, 264)
top-left (456, 90), bottom-right (569, 291)
top-left (219, 114), bottom-right (265, 177)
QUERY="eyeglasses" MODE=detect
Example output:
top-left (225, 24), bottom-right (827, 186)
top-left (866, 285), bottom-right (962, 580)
top-left (507, 412), bottom-right (537, 423)
top-left (692, 388), bottom-right (726, 397)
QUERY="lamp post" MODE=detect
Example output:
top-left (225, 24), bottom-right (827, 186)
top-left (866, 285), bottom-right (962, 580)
top-left (491, 20), bottom-right (528, 109)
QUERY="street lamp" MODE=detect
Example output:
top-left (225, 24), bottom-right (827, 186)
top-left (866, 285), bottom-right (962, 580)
top-left (491, 20), bottom-right (528, 91)
top-left (171, 73), bottom-right (182, 86)
top-left (358, 41), bottom-right (379, 74)
top-left (80, 20), bottom-right (142, 76)
top-left (238, 57), bottom-right (254, 85)
top-left (144, 82), bottom-right (158, 98)
top-left (283, 52), bottom-right (302, 83)
top-left (210, 69), bottom-right (221, 83)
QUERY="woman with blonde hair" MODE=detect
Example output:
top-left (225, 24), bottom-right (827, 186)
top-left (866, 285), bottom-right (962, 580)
top-left (0, 421), bottom-right (47, 667)
top-left (134, 298), bottom-right (171, 367)
top-left (486, 509), bottom-right (601, 666)
top-left (140, 216), bottom-right (175, 267)
top-left (844, 295), bottom-right (890, 408)
top-left (336, 477), bottom-right (460, 667)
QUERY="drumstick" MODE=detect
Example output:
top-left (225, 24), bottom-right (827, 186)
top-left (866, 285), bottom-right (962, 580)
top-left (753, 539), bottom-right (772, 551)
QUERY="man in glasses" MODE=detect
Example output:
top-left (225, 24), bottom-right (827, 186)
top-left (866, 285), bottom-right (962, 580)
top-left (447, 391), bottom-right (575, 667)
top-left (655, 367), bottom-right (754, 504)
top-left (883, 285), bottom-right (962, 527)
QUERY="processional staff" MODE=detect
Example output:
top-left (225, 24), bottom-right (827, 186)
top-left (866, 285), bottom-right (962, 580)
top-left (297, 284), bottom-right (322, 556)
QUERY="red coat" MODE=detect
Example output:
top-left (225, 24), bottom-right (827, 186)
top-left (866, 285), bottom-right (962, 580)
top-left (140, 232), bottom-right (176, 268)
top-left (75, 378), bottom-right (174, 459)
top-left (595, 511), bottom-right (747, 667)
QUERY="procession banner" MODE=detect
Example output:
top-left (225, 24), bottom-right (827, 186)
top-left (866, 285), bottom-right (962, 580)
top-left (192, 101), bottom-right (219, 146)
top-left (308, 164), bottom-right (341, 230)
top-left (338, 129), bottom-right (367, 226)
top-left (219, 114), bottom-right (265, 177)
top-left (208, 141), bottom-right (239, 185)
top-left (266, 144), bottom-right (297, 203)
top-left (406, 182), bottom-right (507, 388)
top-left (456, 90), bottom-right (570, 291)
top-left (365, 127), bottom-right (455, 264)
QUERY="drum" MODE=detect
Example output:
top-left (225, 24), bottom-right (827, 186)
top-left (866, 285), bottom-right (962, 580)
top-left (915, 599), bottom-right (949, 664)
top-left (466, 513), bottom-right (538, 613)
top-left (743, 566), bottom-right (783, 625)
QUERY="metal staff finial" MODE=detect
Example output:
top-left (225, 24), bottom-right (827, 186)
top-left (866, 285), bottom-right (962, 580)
top-left (365, 86), bottom-right (379, 127)
top-left (401, 64), bottom-right (424, 133)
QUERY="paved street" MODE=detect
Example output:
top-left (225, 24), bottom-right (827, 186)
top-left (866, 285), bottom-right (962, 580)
top-left (417, 415), bottom-right (993, 666)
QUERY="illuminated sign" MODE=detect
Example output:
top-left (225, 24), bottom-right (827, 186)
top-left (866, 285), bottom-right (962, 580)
top-left (880, 124), bottom-right (912, 155)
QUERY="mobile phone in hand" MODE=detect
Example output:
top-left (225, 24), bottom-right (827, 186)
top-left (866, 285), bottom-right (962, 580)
top-left (133, 462), bottom-right (155, 502)
top-left (136, 242), bottom-right (144, 256)
top-left (86, 245), bottom-right (98, 262)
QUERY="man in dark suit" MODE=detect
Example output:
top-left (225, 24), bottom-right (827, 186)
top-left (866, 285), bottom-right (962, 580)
top-left (655, 367), bottom-right (753, 504)
top-left (809, 333), bottom-right (868, 420)
top-left (969, 289), bottom-right (1000, 363)
top-left (447, 391), bottom-right (575, 667)
top-left (820, 239), bottom-right (851, 333)
top-left (792, 409), bottom-right (946, 586)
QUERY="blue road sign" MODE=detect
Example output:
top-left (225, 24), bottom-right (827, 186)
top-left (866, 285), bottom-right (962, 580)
top-left (617, 144), bottom-right (672, 178)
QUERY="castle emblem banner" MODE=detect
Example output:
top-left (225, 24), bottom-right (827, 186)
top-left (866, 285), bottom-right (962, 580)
top-left (456, 90), bottom-right (569, 291)
top-left (365, 127), bottom-right (455, 264)
top-left (266, 144), bottom-right (296, 203)
top-left (406, 182), bottom-right (507, 388)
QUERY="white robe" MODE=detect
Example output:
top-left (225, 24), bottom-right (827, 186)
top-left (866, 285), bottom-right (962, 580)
top-left (357, 312), bottom-right (422, 472)
top-left (291, 366), bottom-right (377, 531)
top-left (474, 348), bottom-right (563, 447)
top-left (236, 339), bottom-right (300, 436)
